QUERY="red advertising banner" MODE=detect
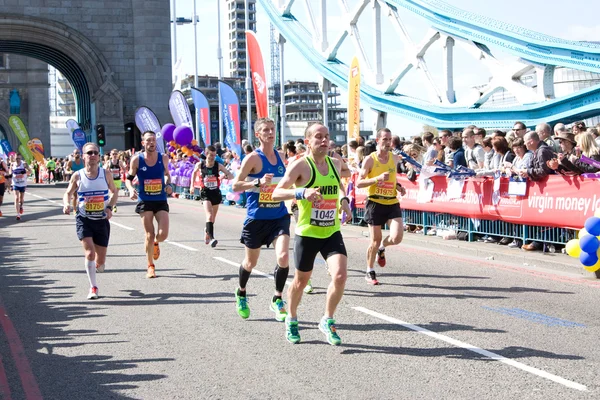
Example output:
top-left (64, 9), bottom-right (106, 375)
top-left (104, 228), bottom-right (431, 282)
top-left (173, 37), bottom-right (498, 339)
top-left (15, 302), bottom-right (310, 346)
top-left (245, 30), bottom-right (268, 118)
top-left (352, 175), bottom-right (599, 229)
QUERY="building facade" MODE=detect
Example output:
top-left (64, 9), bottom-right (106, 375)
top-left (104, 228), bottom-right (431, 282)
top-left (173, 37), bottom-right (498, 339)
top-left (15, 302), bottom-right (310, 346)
top-left (227, 0), bottom-right (256, 79)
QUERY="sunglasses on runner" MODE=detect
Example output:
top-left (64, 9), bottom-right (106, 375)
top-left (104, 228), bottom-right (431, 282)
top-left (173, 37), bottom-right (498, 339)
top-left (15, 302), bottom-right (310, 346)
top-left (86, 150), bottom-right (99, 156)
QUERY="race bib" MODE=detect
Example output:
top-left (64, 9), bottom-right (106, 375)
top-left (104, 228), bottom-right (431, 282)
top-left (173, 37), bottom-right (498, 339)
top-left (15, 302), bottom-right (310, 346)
top-left (259, 184), bottom-right (279, 208)
top-left (84, 195), bottom-right (105, 217)
top-left (14, 173), bottom-right (26, 184)
top-left (144, 179), bottom-right (162, 195)
top-left (204, 176), bottom-right (218, 189)
top-left (111, 168), bottom-right (120, 180)
top-left (310, 198), bottom-right (337, 227)
top-left (374, 181), bottom-right (395, 197)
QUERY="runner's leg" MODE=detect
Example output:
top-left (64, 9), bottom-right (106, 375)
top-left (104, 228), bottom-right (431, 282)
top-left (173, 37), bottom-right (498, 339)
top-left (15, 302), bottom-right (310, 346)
top-left (155, 210), bottom-right (169, 242)
top-left (382, 217), bottom-right (404, 247)
top-left (272, 234), bottom-right (290, 297)
top-left (287, 270), bottom-right (311, 319)
top-left (81, 237), bottom-right (98, 289)
top-left (95, 245), bottom-right (108, 273)
top-left (324, 253), bottom-right (347, 318)
top-left (239, 247), bottom-right (261, 295)
top-left (141, 211), bottom-right (156, 266)
top-left (367, 224), bottom-right (383, 269)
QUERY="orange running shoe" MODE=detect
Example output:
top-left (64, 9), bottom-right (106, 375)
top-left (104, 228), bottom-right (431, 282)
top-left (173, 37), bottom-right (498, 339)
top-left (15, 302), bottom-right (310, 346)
top-left (153, 241), bottom-right (160, 260)
top-left (147, 264), bottom-right (156, 278)
top-left (0, 210), bottom-right (3, 217)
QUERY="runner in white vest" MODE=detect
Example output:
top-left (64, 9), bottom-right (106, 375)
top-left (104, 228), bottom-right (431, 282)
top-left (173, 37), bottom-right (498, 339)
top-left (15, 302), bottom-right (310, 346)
top-left (10, 154), bottom-right (31, 221)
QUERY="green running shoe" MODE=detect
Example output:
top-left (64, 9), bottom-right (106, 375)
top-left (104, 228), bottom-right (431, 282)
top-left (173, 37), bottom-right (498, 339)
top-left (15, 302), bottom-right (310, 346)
top-left (304, 279), bottom-right (313, 294)
top-left (286, 319), bottom-right (301, 344)
top-left (235, 291), bottom-right (250, 319)
top-left (270, 298), bottom-right (287, 322)
top-left (319, 318), bottom-right (341, 346)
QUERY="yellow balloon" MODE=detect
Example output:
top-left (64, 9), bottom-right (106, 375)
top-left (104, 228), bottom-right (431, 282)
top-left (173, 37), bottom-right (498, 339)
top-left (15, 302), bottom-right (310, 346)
top-left (565, 239), bottom-right (582, 258)
top-left (578, 228), bottom-right (589, 239)
top-left (595, 209), bottom-right (600, 218)
top-left (583, 259), bottom-right (600, 272)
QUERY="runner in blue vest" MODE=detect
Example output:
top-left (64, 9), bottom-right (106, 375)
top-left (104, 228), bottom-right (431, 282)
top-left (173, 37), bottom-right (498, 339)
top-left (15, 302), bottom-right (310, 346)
top-left (125, 131), bottom-right (173, 278)
top-left (232, 118), bottom-right (290, 322)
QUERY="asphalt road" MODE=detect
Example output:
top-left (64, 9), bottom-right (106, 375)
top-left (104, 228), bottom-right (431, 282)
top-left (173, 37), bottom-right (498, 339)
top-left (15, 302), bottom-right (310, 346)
top-left (0, 186), bottom-right (599, 399)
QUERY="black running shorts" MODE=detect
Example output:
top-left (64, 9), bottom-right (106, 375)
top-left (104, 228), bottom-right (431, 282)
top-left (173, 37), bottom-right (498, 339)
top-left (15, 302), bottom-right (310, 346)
top-left (200, 188), bottom-right (223, 206)
top-left (0, 183), bottom-right (4, 196)
top-left (293, 231), bottom-right (347, 272)
top-left (76, 215), bottom-right (110, 247)
top-left (135, 200), bottom-right (170, 214)
top-left (240, 214), bottom-right (291, 249)
top-left (363, 199), bottom-right (403, 227)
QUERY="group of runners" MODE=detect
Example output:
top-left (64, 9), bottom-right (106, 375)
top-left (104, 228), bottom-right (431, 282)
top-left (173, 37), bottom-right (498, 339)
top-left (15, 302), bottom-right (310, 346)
top-left (57, 117), bottom-right (405, 346)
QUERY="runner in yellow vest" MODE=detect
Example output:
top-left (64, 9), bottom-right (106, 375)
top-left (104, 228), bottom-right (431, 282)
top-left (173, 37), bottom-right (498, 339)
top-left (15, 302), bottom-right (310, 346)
top-left (356, 128), bottom-right (406, 285)
top-left (273, 122), bottom-right (352, 346)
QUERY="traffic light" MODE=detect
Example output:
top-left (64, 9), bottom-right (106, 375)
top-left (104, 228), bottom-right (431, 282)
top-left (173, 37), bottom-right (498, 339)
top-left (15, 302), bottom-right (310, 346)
top-left (96, 124), bottom-right (106, 147)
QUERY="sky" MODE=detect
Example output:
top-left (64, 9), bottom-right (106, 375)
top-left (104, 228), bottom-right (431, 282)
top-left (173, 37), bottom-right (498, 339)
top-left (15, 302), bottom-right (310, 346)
top-left (172, 0), bottom-right (600, 135)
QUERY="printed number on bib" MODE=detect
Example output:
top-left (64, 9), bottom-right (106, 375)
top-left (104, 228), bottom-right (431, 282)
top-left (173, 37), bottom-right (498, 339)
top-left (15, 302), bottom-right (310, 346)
top-left (14, 173), bottom-right (26, 184)
top-left (375, 181), bottom-right (395, 197)
top-left (85, 195), bottom-right (105, 216)
top-left (204, 176), bottom-right (218, 189)
top-left (310, 198), bottom-right (337, 227)
top-left (259, 184), bottom-right (279, 208)
top-left (144, 179), bottom-right (163, 195)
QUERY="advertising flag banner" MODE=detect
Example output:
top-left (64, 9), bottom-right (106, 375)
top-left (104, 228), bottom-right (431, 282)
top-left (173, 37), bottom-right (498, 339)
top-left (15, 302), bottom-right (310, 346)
top-left (0, 125), bottom-right (13, 155)
top-left (245, 30), bottom-right (269, 118)
top-left (219, 81), bottom-right (242, 157)
top-left (27, 138), bottom-right (45, 162)
top-left (65, 119), bottom-right (80, 133)
top-left (17, 144), bottom-right (34, 164)
top-left (191, 88), bottom-right (211, 146)
top-left (168, 90), bottom-right (194, 128)
top-left (71, 129), bottom-right (87, 153)
top-left (348, 56), bottom-right (361, 143)
top-left (134, 106), bottom-right (165, 153)
top-left (9, 116), bottom-right (33, 163)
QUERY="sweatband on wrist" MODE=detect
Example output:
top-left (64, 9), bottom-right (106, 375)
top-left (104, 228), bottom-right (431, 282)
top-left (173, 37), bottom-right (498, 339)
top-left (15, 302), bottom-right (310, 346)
top-left (126, 174), bottom-right (135, 181)
top-left (295, 188), bottom-right (306, 200)
top-left (340, 196), bottom-right (350, 204)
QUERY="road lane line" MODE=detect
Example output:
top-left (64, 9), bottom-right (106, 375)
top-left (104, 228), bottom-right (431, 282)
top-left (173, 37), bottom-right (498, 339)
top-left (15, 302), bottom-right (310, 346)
top-left (214, 257), bottom-right (273, 279)
top-left (0, 299), bottom-right (43, 399)
top-left (0, 353), bottom-right (12, 400)
top-left (353, 306), bottom-right (587, 391)
top-left (109, 221), bottom-right (135, 231)
top-left (29, 193), bottom-right (60, 205)
top-left (165, 240), bottom-right (198, 252)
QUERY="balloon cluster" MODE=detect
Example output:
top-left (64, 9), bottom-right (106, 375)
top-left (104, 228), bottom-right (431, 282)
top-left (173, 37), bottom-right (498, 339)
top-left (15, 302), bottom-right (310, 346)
top-left (162, 123), bottom-right (203, 158)
top-left (566, 210), bottom-right (600, 272)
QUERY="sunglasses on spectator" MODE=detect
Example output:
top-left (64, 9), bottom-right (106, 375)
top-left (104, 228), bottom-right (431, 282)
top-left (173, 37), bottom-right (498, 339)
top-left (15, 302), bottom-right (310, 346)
top-left (86, 150), bottom-right (99, 156)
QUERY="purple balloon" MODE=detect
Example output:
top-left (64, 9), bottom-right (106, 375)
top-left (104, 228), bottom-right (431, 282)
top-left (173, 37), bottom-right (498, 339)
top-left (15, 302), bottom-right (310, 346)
top-left (162, 123), bottom-right (176, 143)
top-left (174, 125), bottom-right (193, 146)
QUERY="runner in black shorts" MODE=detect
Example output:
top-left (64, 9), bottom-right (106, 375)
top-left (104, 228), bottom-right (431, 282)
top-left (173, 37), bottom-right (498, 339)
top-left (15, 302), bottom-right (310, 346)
top-left (231, 118), bottom-right (291, 322)
top-left (190, 145), bottom-right (233, 247)
top-left (125, 131), bottom-right (173, 279)
top-left (356, 128), bottom-right (406, 285)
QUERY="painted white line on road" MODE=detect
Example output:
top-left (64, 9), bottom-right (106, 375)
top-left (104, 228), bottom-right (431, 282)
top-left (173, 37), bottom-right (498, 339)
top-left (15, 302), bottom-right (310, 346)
top-left (165, 240), bottom-right (198, 252)
top-left (109, 221), bottom-right (135, 231)
top-left (353, 306), bottom-right (587, 392)
top-left (29, 193), bottom-right (60, 205)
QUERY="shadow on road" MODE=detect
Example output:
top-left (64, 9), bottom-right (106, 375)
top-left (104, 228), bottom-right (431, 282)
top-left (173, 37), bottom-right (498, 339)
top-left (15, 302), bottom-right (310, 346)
top-left (0, 234), bottom-right (172, 399)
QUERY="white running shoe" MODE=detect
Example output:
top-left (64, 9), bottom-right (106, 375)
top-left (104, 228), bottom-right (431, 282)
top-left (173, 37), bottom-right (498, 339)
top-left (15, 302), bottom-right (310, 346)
top-left (87, 286), bottom-right (99, 300)
top-left (96, 264), bottom-right (105, 273)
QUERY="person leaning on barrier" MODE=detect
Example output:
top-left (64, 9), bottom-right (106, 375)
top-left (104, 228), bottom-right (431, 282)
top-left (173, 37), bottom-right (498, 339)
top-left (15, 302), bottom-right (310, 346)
top-left (549, 132), bottom-right (600, 174)
top-left (516, 131), bottom-right (555, 181)
top-left (546, 130), bottom-right (581, 176)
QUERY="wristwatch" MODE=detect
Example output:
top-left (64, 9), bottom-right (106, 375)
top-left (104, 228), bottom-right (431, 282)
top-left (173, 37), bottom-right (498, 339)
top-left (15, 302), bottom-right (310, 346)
top-left (254, 178), bottom-right (261, 187)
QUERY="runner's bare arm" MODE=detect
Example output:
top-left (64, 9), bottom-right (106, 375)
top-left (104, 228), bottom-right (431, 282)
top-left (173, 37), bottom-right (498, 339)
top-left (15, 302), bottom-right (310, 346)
top-left (232, 153), bottom-right (260, 192)
top-left (272, 158), bottom-right (307, 201)
top-left (331, 151), bottom-right (351, 178)
top-left (218, 163), bottom-right (234, 180)
top-left (355, 156), bottom-right (377, 188)
top-left (190, 163), bottom-right (200, 191)
top-left (162, 154), bottom-right (173, 195)
top-left (331, 158), bottom-right (352, 222)
top-left (105, 172), bottom-right (118, 210)
top-left (124, 155), bottom-right (139, 197)
top-left (62, 173), bottom-right (80, 214)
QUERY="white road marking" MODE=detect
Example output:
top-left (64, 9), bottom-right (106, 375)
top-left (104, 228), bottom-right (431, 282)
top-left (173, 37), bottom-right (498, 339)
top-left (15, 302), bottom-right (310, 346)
top-left (165, 240), bottom-right (198, 252)
top-left (29, 193), bottom-right (60, 205)
top-left (353, 306), bottom-right (587, 392)
top-left (214, 256), bottom-right (295, 285)
top-left (109, 221), bottom-right (135, 231)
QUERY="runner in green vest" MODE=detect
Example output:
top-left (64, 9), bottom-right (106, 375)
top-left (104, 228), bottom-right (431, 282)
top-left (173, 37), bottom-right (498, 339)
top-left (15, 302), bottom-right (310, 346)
top-left (273, 122), bottom-right (352, 346)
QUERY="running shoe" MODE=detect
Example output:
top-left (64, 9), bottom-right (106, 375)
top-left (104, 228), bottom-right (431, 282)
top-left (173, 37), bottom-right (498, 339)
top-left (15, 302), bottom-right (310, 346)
top-left (204, 229), bottom-right (210, 245)
top-left (303, 279), bottom-right (314, 294)
top-left (319, 318), bottom-right (341, 346)
top-left (96, 264), bottom-right (105, 273)
top-left (235, 291), bottom-right (250, 319)
top-left (377, 246), bottom-right (386, 267)
top-left (87, 286), bottom-right (99, 300)
top-left (210, 239), bottom-right (218, 248)
top-left (153, 242), bottom-right (160, 260)
top-left (365, 271), bottom-right (379, 285)
top-left (270, 298), bottom-right (288, 322)
top-left (112, 205), bottom-right (117, 213)
top-left (0, 210), bottom-right (3, 217)
top-left (285, 319), bottom-right (301, 344)
top-left (146, 264), bottom-right (156, 279)
top-left (19, 205), bottom-right (23, 214)
top-left (16, 215), bottom-right (21, 221)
